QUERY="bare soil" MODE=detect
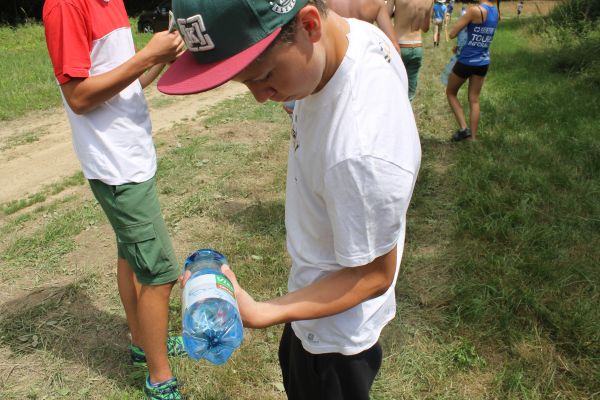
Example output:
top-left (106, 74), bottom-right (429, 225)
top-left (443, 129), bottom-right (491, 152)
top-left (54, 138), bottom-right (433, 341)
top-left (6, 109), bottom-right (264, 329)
top-left (0, 82), bottom-right (246, 204)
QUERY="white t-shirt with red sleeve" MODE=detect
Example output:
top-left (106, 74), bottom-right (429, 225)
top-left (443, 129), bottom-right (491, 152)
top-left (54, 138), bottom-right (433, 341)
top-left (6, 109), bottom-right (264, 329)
top-left (43, 0), bottom-right (156, 185)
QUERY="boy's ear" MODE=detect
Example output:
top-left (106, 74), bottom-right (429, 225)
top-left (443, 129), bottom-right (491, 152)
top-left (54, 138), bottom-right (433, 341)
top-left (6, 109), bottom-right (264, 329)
top-left (297, 6), bottom-right (322, 43)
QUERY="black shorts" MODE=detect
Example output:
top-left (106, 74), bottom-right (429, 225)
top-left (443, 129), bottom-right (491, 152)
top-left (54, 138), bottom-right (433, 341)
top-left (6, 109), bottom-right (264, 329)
top-left (278, 323), bottom-right (382, 400)
top-left (452, 61), bottom-right (489, 79)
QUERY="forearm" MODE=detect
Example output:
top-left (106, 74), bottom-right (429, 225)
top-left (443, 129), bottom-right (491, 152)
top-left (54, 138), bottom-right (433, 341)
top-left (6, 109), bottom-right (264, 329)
top-left (61, 48), bottom-right (156, 114)
top-left (449, 25), bottom-right (462, 38)
top-left (254, 247), bottom-right (397, 328)
top-left (139, 63), bottom-right (166, 89)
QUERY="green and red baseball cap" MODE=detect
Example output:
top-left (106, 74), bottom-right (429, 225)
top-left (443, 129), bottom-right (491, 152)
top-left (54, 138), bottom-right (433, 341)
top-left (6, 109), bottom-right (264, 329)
top-left (158, 0), bottom-right (308, 95)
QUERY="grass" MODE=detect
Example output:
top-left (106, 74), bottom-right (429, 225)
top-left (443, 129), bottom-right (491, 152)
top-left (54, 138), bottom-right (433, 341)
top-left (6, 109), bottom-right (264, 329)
top-left (1, 5), bottom-right (599, 399)
top-left (1, 172), bottom-right (85, 215)
top-left (0, 19), bottom-right (152, 121)
top-left (444, 17), bottom-right (600, 396)
top-left (0, 23), bottom-right (58, 120)
top-left (0, 128), bottom-right (48, 151)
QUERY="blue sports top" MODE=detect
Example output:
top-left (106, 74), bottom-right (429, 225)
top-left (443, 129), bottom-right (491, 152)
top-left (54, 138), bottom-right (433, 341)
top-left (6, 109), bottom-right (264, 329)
top-left (433, 3), bottom-right (447, 21)
top-left (458, 4), bottom-right (499, 66)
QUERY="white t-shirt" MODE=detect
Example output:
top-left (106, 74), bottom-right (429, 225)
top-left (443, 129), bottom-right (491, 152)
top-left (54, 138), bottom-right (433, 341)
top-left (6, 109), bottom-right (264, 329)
top-left (286, 19), bottom-right (421, 355)
top-left (44, 0), bottom-right (156, 185)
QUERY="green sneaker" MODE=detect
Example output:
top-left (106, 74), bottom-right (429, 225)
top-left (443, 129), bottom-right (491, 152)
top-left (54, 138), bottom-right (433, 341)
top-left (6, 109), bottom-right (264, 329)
top-left (131, 336), bottom-right (187, 366)
top-left (144, 376), bottom-right (182, 400)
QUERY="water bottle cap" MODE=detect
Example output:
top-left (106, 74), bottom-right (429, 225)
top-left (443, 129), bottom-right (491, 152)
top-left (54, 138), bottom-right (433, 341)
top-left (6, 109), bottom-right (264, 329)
top-left (184, 248), bottom-right (227, 268)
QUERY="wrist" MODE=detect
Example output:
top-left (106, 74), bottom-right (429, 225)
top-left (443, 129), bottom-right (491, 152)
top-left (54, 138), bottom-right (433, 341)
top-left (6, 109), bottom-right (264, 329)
top-left (135, 48), bottom-right (156, 71)
top-left (258, 300), bottom-right (288, 328)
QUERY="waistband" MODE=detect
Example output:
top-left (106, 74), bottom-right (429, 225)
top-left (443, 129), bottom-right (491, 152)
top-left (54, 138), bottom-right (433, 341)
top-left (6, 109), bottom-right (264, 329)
top-left (399, 42), bottom-right (423, 48)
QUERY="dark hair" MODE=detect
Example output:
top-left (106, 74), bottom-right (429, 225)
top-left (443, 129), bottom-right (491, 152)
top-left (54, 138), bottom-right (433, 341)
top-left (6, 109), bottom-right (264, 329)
top-left (276, 0), bottom-right (328, 44)
top-left (256, 0), bottom-right (328, 61)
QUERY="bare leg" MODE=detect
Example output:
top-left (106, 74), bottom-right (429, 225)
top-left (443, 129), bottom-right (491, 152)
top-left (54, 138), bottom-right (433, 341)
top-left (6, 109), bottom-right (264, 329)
top-left (117, 258), bottom-right (142, 346)
top-left (467, 74), bottom-right (486, 140)
top-left (446, 72), bottom-right (468, 130)
top-left (444, 17), bottom-right (449, 41)
top-left (118, 257), bottom-right (176, 383)
top-left (138, 282), bottom-right (176, 384)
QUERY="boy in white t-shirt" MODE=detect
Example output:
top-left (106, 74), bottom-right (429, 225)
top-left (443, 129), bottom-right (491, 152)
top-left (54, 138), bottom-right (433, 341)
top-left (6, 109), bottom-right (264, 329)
top-left (162, 0), bottom-right (421, 398)
top-left (43, 0), bottom-right (186, 398)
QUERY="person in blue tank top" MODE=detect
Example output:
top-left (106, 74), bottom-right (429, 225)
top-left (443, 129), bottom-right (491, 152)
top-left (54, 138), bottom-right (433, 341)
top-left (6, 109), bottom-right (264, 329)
top-left (432, 0), bottom-right (447, 47)
top-left (445, 0), bottom-right (499, 141)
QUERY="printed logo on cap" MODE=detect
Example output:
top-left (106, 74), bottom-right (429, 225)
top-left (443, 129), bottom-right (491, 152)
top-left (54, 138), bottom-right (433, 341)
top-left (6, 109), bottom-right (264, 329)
top-left (177, 15), bottom-right (215, 52)
top-left (270, 0), bottom-right (296, 14)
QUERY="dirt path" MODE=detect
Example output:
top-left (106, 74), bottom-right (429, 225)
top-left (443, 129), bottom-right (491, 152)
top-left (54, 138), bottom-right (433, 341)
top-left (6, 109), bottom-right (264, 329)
top-left (0, 82), bottom-right (246, 204)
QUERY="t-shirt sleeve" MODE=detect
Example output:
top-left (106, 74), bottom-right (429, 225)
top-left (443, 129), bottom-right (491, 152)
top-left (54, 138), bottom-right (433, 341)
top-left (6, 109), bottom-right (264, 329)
top-left (323, 156), bottom-right (416, 267)
top-left (43, 2), bottom-right (91, 85)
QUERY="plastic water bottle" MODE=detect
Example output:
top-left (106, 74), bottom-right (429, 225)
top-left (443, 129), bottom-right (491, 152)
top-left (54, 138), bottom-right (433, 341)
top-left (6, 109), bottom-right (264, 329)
top-left (441, 54), bottom-right (458, 85)
top-left (457, 28), bottom-right (468, 50)
top-left (441, 28), bottom-right (468, 85)
top-left (181, 249), bottom-right (244, 365)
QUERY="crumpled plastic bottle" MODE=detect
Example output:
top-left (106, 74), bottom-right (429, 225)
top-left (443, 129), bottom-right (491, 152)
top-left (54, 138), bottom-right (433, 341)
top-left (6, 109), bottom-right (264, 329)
top-left (181, 249), bottom-right (244, 365)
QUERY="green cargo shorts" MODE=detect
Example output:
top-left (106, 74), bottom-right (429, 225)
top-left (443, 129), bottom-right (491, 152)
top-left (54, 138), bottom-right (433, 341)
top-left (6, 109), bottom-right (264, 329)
top-left (88, 177), bottom-right (180, 285)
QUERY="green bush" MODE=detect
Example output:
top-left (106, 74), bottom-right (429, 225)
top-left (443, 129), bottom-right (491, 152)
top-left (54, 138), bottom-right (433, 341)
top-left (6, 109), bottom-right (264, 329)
top-left (553, 27), bottom-right (600, 85)
top-left (539, 0), bottom-right (600, 84)
top-left (547, 0), bottom-right (600, 28)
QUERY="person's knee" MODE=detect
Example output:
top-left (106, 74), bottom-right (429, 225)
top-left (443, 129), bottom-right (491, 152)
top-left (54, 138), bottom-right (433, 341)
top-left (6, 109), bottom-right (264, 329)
top-left (143, 281), bottom-right (176, 298)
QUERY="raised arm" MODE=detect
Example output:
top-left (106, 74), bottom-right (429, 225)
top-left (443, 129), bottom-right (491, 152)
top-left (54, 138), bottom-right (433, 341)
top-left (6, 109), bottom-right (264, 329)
top-left (139, 63), bottom-right (167, 89)
top-left (60, 31), bottom-right (184, 114)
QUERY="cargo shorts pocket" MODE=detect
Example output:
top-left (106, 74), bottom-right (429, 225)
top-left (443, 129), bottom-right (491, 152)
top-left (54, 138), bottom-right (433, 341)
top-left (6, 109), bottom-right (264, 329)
top-left (116, 222), bottom-right (171, 281)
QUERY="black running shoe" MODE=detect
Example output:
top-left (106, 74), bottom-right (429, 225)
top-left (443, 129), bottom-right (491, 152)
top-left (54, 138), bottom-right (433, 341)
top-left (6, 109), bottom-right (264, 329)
top-left (451, 128), bottom-right (472, 142)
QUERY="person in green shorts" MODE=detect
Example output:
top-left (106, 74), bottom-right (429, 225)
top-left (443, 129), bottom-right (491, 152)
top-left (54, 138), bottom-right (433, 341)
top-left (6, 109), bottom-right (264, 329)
top-left (389, 0), bottom-right (434, 101)
top-left (43, 0), bottom-right (187, 398)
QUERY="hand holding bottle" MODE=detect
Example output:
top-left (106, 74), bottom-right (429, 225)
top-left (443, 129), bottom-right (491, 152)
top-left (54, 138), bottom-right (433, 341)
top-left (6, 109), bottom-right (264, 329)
top-left (180, 249), bottom-right (244, 365)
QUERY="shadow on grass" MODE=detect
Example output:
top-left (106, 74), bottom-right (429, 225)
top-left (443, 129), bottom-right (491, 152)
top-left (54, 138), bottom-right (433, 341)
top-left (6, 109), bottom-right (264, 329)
top-left (224, 200), bottom-right (286, 238)
top-left (441, 14), bottom-right (600, 395)
top-left (0, 280), bottom-right (137, 391)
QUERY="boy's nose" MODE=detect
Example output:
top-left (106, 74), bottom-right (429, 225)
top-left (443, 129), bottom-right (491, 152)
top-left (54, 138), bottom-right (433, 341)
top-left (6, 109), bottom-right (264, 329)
top-left (245, 82), bottom-right (276, 103)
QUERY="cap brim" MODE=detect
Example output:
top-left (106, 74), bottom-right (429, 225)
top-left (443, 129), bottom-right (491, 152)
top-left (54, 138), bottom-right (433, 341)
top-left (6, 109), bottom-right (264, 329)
top-left (158, 28), bottom-right (281, 95)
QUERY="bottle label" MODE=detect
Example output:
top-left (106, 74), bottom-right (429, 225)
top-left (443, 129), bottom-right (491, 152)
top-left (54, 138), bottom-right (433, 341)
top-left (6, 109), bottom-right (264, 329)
top-left (182, 273), bottom-right (238, 312)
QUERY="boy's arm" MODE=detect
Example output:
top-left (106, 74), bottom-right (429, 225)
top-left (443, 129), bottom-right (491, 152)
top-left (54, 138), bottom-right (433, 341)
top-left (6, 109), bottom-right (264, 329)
top-left (371, 0), bottom-right (401, 51)
top-left (386, 0), bottom-right (394, 16)
top-left (60, 31), bottom-right (184, 114)
top-left (221, 246), bottom-right (398, 329)
top-left (449, 7), bottom-right (472, 38)
top-left (139, 63), bottom-right (167, 89)
top-left (421, 1), bottom-right (433, 32)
